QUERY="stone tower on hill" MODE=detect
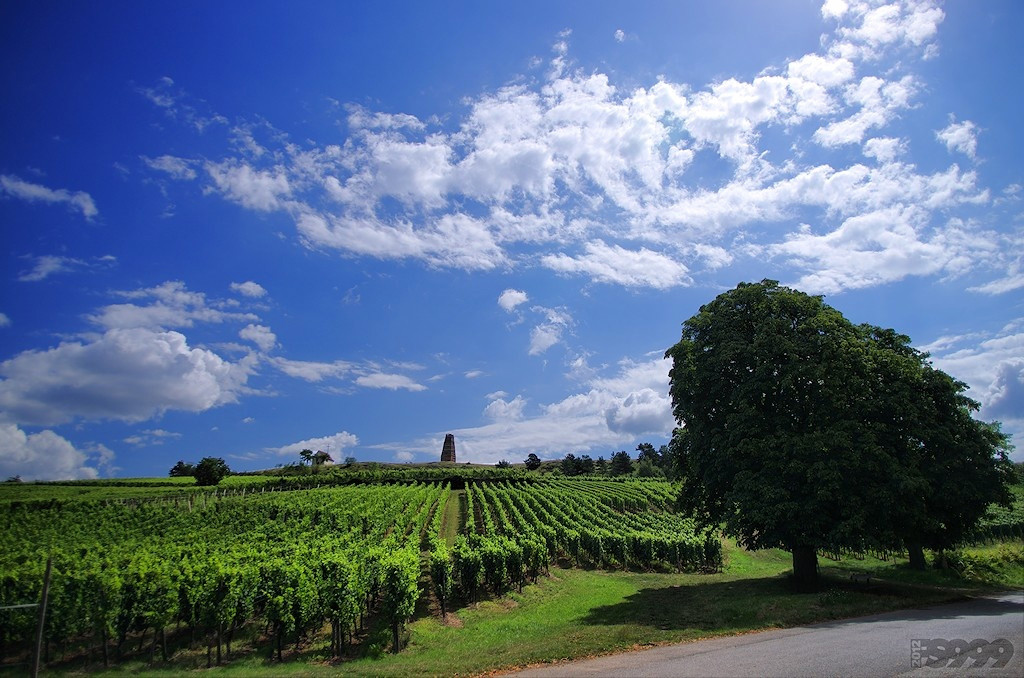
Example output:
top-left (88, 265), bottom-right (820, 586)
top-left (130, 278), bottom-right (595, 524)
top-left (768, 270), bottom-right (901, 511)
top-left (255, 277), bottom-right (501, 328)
top-left (440, 434), bottom-right (456, 463)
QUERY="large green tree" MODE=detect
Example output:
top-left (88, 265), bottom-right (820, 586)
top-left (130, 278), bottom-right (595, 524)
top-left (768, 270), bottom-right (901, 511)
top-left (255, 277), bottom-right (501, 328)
top-left (194, 457), bottom-right (230, 486)
top-left (857, 326), bottom-right (1013, 567)
top-left (665, 280), bottom-right (1011, 589)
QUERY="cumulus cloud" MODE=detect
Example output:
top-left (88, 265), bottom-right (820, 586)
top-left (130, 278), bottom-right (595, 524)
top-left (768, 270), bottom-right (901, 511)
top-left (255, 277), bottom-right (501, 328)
top-left (139, 0), bottom-right (1003, 295)
top-left (0, 328), bottom-right (257, 426)
top-left (0, 313), bottom-right (9, 328)
top-left (268, 430), bottom-right (359, 457)
top-left (498, 289), bottom-right (529, 312)
top-left (542, 240), bottom-right (690, 289)
top-left (936, 118), bottom-right (979, 159)
top-left (205, 161), bottom-right (291, 211)
top-left (827, 0), bottom-right (945, 61)
top-left (772, 207), bottom-right (988, 293)
top-left (239, 324), bottom-right (276, 353)
top-left (90, 281), bottom-right (257, 330)
top-left (484, 394), bottom-right (527, 421)
top-left (230, 281), bottom-right (268, 298)
top-left (0, 174), bottom-right (97, 219)
top-left (0, 423), bottom-right (100, 481)
top-left (529, 307), bottom-right (572, 356)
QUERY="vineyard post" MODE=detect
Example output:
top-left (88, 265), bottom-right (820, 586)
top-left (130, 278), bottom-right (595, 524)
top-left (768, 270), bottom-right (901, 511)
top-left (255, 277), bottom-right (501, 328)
top-left (31, 556), bottom-right (53, 678)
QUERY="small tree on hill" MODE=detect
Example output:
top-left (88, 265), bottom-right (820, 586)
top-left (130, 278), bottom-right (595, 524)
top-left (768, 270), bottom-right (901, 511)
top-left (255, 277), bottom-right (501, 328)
top-left (194, 457), bottom-right (230, 486)
top-left (524, 453), bottom-right (542, 471)
top-left (609, 451), bottom-right (632, 476)
top-left (496, 459), bottom-right (511, 469)
top-left (169, 460), bottom-right (194, 477)
top-left (560, 453), bottom-right (579, 476)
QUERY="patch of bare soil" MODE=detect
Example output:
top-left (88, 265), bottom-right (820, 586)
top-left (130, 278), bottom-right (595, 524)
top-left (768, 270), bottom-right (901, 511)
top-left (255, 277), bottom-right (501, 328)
top-left (442, 613), bottom-right (464, 628)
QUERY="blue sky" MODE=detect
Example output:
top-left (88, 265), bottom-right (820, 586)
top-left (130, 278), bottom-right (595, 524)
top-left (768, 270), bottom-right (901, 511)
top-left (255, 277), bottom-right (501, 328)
top-left (1, 0), bottom-right (1022, 480)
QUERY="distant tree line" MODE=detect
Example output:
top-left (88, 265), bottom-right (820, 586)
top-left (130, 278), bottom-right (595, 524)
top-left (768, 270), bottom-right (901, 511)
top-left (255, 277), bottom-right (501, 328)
top-left (513, 444), bottom-right (678, 478)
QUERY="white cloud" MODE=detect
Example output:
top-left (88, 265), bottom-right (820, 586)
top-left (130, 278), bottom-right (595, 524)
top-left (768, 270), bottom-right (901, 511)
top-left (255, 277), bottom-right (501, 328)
top-left (270, 355), bottom-right (427, 393)
top-left (0, 328), bottom-right (257, 426)
top-left (529, 307), bottom-right (572, 356)
top-left (142, 155), bottom-right (197, 180)
top-left (813, 75), bottom-right (917, 147)
top-left (821, 0), bottom-right (849, 20)
top-left (271, 357), bottom-right (353, 381)
top-left (936, 118), bottom-right (979, 159)
top-left (143, 4), bottom-right (1005, 295)
top-left (354, 373), bottom-right (427, 391)
top-left (542, 240), bottom-right (690, 289)
top-left (498, 288), bottom-right (529, 312)
top-left (205, 161), bottom-right (291, 211)
top-left (230, 281), bottom-right (268, 298)
top-left (970, 274), bottom-right (1024, 296)
top-left (464, 370), bottom-right (485, 379)
top-left (0, 313), bottom-right (9, 327)
top-left (123, 428), bottom-right (181, 447)
top-left (269, 430), bottom-right (359, 457)
top-left (239, 324), bottom-right (277, 353)
top-left (773, 207), bottom-right (993, 294)
top-left (863, 136), bottom-right (905, 163)
top-left (0, 174), bottom-right (98, 219)
top-left (18, 255), bottom-right (84, 282)
top-left (787, 54), bottom-right (855, 87)
top-left (90, 281), bottom-right (257, 330)
top-left (828, 0), bottom-right (945, 61)
top-left (614, 29), bottom-right (625, 43)
top-left (484, 395), bottom-right (527, 421)
top-left (0, 423), bottom-right (100, 481)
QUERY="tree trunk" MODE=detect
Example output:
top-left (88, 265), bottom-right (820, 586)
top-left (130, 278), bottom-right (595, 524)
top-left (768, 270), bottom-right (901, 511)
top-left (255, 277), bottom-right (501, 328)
top-left (907, 542), bottom-right (926, 570)
top-left (791, 544), bottom-right (819, 592)
top-left (392, 621), bottom-right (400, 654)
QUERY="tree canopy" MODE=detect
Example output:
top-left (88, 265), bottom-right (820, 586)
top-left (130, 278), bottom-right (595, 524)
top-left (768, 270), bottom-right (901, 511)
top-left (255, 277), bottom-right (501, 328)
top-left (168, 460), bottom-right (194, 477)
top-left (194, 457), bottom-right (230, 486)
top-left (666, 280), bottom-right (1012, 589)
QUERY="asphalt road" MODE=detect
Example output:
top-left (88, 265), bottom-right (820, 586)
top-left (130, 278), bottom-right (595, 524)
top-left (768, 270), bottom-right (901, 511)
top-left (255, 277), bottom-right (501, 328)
top-left (512, 591), bottom-right (1024, 677)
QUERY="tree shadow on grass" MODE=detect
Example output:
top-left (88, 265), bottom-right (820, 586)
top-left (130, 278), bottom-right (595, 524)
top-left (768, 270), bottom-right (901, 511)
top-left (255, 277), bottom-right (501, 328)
top-left (578, 573), bottom-right (994, 634)
top-left (580, 575), bottom-right (795, 632)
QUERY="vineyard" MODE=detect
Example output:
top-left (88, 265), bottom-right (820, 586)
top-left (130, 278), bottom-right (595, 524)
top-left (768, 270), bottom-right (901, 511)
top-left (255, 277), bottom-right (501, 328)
top-left (0, 475), bottom-right (720, 669)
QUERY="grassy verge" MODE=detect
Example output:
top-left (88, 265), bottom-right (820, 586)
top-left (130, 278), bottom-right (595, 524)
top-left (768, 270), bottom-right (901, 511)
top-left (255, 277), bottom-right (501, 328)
top-left (53, 540), bottom-right (1022, 677)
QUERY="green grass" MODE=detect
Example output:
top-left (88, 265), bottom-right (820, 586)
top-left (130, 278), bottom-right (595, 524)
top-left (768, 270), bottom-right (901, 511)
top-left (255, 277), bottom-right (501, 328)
top-left (53, 540), bottom-right (1021, 677)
